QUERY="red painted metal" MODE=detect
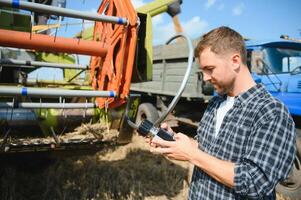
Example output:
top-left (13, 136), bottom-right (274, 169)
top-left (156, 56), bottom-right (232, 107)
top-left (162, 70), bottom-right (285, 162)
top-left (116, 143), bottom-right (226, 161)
top-left (0, 29), bottom-right (107, 57)
top-left (90, 0), bottom-right (138, 108)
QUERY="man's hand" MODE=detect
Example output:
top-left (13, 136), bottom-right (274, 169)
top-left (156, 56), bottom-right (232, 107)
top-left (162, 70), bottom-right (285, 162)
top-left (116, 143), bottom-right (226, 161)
top-left (147, 127), bottom-right (235, 187)
top-left (150, 132), bottom-right (198, 161)
top-left (145, 122), bottom-right (174, 145)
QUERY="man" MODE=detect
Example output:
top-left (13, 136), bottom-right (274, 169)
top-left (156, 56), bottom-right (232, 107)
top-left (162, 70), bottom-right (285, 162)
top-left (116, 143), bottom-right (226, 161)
top-left (150, 26), bottom-right (296, 199)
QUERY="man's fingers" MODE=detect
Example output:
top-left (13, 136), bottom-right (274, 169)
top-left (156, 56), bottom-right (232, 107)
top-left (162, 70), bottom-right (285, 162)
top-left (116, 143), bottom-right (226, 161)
top-left (150, 146), bottom-right (172, 154)
top-left (160, 123), bottom-right (169, 130)
top-left (173, 132), bottom-right (183, 140)
top-left (150, 141), bottom-right (157, 147)
top-left (151, 136), bottom-right (174, 147)
top-left (145, 137), bottom-right (151, 144)
top-left (159, 123), bottom-right (174, 137)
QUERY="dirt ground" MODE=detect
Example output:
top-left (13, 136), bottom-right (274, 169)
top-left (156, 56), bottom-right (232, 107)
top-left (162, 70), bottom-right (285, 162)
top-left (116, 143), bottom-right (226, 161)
top-left (0, 134), bottom-right (190, 200)
top-left (0, 132), bottom-right (289, 200)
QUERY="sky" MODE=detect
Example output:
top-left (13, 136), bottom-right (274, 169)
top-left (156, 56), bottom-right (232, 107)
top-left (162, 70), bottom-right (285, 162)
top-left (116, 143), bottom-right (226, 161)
top-left (29, 0), bottom-right (301, 79)
top-left (56, 0), bottom-right (301, 44)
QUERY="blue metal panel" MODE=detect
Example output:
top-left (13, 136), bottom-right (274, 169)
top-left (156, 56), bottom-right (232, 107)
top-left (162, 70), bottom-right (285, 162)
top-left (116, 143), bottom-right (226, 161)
top-left (270, 92), bottom-right (301, 116)
top-left (287, 74), bottom-right (301, 93)
top-left (246, 40), bottom-right (301, 50)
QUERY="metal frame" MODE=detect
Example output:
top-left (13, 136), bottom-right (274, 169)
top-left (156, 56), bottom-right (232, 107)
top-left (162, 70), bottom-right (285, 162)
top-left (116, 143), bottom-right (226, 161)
top-left (0, 102), bottom-right (98, 109)
top-left (0, 58), bottom-right (89, 70)
top-left (0, 0), bottom-right (128, 25)
top-left (0, 87), bottom-right (116, 98)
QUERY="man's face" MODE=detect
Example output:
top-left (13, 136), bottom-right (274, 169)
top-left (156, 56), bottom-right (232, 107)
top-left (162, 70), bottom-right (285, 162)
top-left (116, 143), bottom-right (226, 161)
top-left (199, 48), bottom-right (236, 95)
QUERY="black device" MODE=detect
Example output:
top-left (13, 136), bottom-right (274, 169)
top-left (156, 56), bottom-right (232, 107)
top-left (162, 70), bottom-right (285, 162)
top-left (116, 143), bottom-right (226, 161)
top-left (137, 119), bottom-right (174, 141)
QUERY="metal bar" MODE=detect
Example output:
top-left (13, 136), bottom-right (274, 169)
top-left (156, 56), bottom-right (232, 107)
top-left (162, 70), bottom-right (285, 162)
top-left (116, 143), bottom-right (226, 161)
top-left (0, 129), bottom-right (11, 149)
top-left (0, 65), bottom-right (35, 69)
top-left (67, 69), bottom-right (85, 82)
top-left (0, 0), bottom-right (128, 25)
top-left (0, 29), bottom-right (107, 57)
top-left (0, 58), bottom-right (89, 70)
top-left (25, 80), bottom-right (90, 87)
top-left (0, 102), bottom-right (98, 109)
top-left (50, 127), bottom-right (60, 145)
top-left (0, 87), bottom-right (116, 98)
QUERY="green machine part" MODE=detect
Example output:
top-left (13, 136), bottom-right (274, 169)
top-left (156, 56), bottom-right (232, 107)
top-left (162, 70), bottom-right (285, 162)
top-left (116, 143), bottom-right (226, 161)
top-left (36, 107), bottom-right (103, 137)
top-left (0, 9), bottom-right (31, 32)
top-left (35, 52), bottom-right (82, 82)
top-left (136, 0), bottom-right (175, 16)
top-left (136, 0), bottom-right (176, 81)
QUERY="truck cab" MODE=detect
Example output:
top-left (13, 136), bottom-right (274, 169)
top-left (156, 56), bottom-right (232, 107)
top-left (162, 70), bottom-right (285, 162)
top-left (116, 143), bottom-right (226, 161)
top-left (247, 40), bottom-right (301, 117)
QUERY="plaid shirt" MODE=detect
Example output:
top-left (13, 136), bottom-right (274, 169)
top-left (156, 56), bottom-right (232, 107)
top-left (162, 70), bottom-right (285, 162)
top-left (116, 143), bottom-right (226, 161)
top-left (189, 84), bottom-right (296, 200)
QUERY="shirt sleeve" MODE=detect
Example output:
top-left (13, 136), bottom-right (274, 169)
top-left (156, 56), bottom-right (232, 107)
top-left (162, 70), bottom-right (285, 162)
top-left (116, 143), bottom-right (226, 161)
top-left (233, 102), bottom-right (296, 199)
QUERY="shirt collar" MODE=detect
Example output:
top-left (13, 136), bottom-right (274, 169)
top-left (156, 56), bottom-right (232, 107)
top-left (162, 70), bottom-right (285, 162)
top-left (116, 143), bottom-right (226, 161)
top-left (214, 84), bottom-right (266, 107)
top-left (235, 84), bottom-right (266, 106)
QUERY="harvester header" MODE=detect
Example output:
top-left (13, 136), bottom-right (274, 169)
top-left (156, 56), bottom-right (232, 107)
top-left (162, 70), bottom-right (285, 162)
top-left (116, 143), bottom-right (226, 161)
top-left (0, 0), bottom-right (139, 108)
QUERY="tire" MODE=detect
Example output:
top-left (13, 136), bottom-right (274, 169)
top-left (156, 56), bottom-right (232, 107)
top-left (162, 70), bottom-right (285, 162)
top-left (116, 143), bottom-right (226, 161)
top-left (135, 103), bottom-right (159, 125)
top-left (276, 137), bottom-right (301, 200)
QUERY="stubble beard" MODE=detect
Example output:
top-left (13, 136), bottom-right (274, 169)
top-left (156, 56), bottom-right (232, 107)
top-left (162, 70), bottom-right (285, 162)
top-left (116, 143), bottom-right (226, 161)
top-left (214, 80), bottom-right (235, 96)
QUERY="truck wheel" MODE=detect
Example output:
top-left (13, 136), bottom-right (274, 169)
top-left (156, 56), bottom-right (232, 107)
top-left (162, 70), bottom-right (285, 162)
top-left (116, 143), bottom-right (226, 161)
top-left (276, 138), bottom-right (301, 200)
top-left (136, 103), bottom-right (159, 125)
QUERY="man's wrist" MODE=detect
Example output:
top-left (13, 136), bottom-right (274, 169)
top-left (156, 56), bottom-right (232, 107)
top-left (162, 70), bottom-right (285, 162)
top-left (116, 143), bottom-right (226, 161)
top-left (188, 145), bottom-right (203, 166)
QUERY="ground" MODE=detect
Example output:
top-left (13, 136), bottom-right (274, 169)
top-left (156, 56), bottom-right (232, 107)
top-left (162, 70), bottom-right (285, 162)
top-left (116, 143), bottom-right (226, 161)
top-left (0, 132), bottom-right (290, 199)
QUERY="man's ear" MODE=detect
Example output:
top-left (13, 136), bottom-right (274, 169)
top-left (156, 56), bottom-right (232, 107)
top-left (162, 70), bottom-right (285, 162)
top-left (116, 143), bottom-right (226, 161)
top-left (231, 54), bottom-right (241, 70)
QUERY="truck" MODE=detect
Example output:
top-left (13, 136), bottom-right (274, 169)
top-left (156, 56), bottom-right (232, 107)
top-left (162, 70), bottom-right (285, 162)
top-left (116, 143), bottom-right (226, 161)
top-left (131, 38), bottom-right (301, 199)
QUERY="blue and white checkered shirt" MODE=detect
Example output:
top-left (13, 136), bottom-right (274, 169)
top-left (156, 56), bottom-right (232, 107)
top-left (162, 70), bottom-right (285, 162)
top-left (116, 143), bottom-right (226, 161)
top-left (189, 84), bottom-right (296, 200)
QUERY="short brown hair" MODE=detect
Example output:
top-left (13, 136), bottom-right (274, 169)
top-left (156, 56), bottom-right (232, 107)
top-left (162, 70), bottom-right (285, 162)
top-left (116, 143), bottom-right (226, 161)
top-left (194, 26), bottom-right (247, 65)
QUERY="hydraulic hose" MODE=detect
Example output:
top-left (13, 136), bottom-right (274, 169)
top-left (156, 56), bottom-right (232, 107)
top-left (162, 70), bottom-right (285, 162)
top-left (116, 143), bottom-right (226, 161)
top-left (126, 33), bottom-right (194, 131)
top-left (153, 33), bottom-right (194, 127)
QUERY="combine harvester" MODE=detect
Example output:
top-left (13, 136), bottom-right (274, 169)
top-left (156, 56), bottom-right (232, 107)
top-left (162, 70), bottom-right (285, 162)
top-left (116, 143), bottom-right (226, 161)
top-left (0, 0), bottom-right (162, 153)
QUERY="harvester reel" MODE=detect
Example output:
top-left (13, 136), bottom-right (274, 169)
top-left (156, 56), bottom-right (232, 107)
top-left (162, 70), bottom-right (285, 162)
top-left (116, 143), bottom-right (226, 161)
top-left (90, 0), bottom-right (138, 109)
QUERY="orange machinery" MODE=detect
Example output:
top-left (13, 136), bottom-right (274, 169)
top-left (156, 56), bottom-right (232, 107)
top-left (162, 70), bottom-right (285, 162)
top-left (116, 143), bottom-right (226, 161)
top-left (0, 0), bottom-right (138, 109)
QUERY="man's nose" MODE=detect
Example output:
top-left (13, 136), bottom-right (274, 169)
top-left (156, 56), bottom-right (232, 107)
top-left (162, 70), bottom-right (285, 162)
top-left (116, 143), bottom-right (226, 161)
top-left (203, 73), bottom-right (211, 82)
